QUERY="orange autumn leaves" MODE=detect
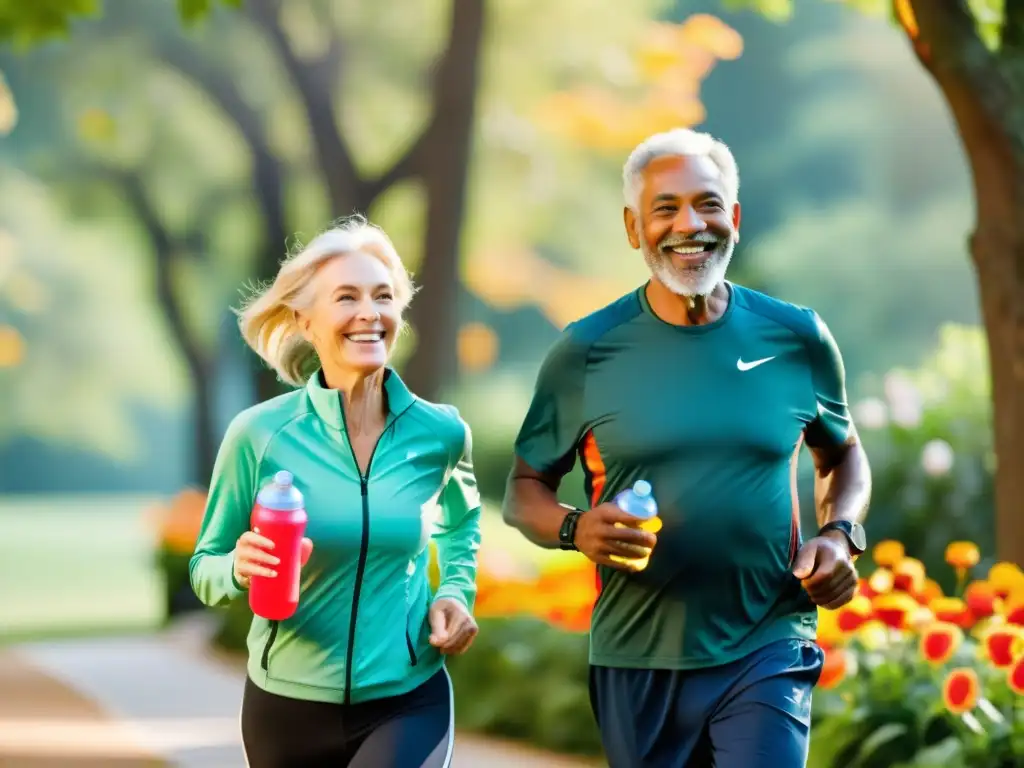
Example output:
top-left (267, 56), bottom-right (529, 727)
top-left (534, 15), bottom-right (743, 151)
top-left (815, 539), bottom-right (1024, 712)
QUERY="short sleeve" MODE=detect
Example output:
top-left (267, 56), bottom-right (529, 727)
top-left (513, 327), bottom-right (589, 476)
top-left (803, 312), bottom-right (854, 449)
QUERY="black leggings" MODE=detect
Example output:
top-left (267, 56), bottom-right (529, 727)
top-left (240, 669), bottom-right (453, 768)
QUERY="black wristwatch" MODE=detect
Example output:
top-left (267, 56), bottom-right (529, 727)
top-left (558, 505), bottom-right (584, 551)
top-left (819, 520), bottom-right (867, 556)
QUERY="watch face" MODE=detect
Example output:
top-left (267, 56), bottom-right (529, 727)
top-left (850, 523), bottom-right (867, 552)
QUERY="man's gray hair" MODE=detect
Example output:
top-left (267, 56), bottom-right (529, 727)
top-left (622, 128), bottom-right (740, 211)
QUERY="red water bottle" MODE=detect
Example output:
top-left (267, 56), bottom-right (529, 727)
top-left (249, 470), bottom-right (307, 621)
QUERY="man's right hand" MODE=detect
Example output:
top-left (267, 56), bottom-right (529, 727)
top-left (573, 503), bottom-right (658, 571)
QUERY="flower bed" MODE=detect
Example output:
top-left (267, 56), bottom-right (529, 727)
top-left (810, 541), bottom-right (1024, 768)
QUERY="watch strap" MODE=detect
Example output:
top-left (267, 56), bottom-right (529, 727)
top-left (558, 505), bottom-right (583, 551)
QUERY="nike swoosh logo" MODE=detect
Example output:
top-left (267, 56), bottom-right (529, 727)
top-left (737, 356), bottom-right (776, 371)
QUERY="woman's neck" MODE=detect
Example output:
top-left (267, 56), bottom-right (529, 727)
top-left (323, 366), bottom-right (387, 435)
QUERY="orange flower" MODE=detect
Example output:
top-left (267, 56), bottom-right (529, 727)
top-left (942, 668), bottom-right (980, 715)
top-left (983, 626), bottom-right (1024, 669)
top-left (915, 578), bottom-right (944, 606)
top-left (963, 581), bottom-right (997, 619)
top-left (867, 568), bottom-right (895, 596)
top-left (987, 562), bottom-right (1024, 600)
top-left (872, 540), bottom-right (904, 568)
top-left (945, 541), bottom-right (980, 570)
top-left (929, 597), bottom-right (974, 629)
top-left (817, 646), bottom-right (849, 690)
top-left (1009, 653), bottom-right (1024, 695)
top-left (919, 621), bottom-right (962, 665)
top-left (892, 558), bottom-right (926, 594)
top-left (836, 595), bottom-right (873, 632)
top-left (873, 592), bottom-right (920, 630)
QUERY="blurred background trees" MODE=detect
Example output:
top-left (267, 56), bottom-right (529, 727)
top-left (0, 0), bottom-right (1013, 565)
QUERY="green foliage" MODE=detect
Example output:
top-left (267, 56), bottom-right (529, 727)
top-left (0, 168), bottom-right (184, 457)
top-left (0, 0), bottom-right (243, 47)
top-left (446, 617), bottom-right (601, 756)
top-left (0, 0), bottom-right (99, 47)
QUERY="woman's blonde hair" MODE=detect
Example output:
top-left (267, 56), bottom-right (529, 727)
top-left (237, 216), bottom-right (416, 387)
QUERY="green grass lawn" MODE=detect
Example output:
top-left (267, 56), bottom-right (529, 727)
top-left (0, 495), bottom-right (571, 643)
top-left (0, 495), bottom-right (165, 642)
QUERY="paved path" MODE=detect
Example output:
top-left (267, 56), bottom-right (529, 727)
top-left (1, 618), bottom-right (597, 767)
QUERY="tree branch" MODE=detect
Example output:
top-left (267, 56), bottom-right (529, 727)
top-left (246, 0), bottom-right (366, 214)
top-left (154, 39), bottom-right (290, 281)
top-left (362, 137), bottom-right (426, 205)
top-left (106, 168), bottom-right (209, 378)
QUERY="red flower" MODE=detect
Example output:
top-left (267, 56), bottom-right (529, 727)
top-left (893, 558), bottom-right (926, 594)
top-left (919, 622), bottom-right (962, 665)
top-left (873, 592), bottom-right (920, 630)
top-left (836, 595), bottom-right (873, 632)
top-left (1008, 654), bottom-right (1024, 696)
top-left (929, 597), bottom-right (974, 629)
top-left (984, 626), bottom-right (1024, 669)
top-left (963, 581), bottom-right (997, 619)
top-left (942, 668), bottom-right (980, 715)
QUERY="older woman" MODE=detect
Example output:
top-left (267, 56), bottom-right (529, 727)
top-left (189, 216), bottom-right (481, 767)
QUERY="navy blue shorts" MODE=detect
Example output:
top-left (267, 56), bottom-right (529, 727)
top-left (589, 639), bottom-right (824, 768)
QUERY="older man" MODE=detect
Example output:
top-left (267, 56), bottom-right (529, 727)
top-left (502, 128), bottom-right (871, 767)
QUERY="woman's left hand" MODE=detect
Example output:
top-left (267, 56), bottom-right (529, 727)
top-left (428, 598), bottom-right (478, 655)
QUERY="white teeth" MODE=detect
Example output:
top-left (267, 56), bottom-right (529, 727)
top-left (671, 246), bottom-right (706, 255)
top-left (347, 333), bottom-right (383, 342)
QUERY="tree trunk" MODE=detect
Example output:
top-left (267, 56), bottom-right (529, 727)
top-left (904, 2), bottom-right (1024, 564)
top-left (973, 225), bottom-right (1024, 566)
top-left (401, 0), bottom-right (486, 401)
top-left (191, 360), bottom-right (217, 486)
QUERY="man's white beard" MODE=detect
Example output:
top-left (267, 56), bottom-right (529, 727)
top-left (642, 236), bottom-right (734, 298)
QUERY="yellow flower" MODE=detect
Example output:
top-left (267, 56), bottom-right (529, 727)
top-left (988, 562), bottom-right (1024, 599)
top-left (945, 541), bottom-right (980, 570)
top-left (872, 540), bottom-right (904, 568)
top-left (857, 620), bottom-right (890, 651)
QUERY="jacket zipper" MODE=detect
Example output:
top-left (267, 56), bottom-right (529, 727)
top-left (405, 628), bottom-right (418, 666)
top-left (260, 619), bottom-right (279, 671)
top-left (339, 398), bottom-right (414, 704)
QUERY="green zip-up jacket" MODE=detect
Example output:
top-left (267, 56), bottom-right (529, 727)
top-left (189, 368), bottom-right (482, 704)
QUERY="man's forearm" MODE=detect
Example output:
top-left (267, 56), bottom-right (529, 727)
top-left (502, 475), bottom-right (570, 549)
top-left (814, 441), bottom-right (871, 528)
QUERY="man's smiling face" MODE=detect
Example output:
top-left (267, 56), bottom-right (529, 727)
top-left (625, 154), bottom-right (740, 297)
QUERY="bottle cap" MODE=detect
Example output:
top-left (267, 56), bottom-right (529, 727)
top-left (258, 470), bottom-right (304, 510)
top-left (633, 479), bottom-right (652, 497)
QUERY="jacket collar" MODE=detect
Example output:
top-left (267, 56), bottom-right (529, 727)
top-left (306, 367), bottom-right (416, 432)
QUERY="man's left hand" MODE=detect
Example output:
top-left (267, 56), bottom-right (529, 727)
top-left (428, 598), bottom-right (478, 655)
top-left (792, 534), bottom-right (858, 610)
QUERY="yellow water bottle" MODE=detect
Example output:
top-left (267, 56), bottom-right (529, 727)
top-left (609, 480), bottom-right (662, 570)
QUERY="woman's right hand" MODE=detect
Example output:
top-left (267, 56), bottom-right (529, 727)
top-left (232, 529), bottom-right (280, 589)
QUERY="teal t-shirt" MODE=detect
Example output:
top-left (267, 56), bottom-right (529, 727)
top-left (514, 283), bottom-right (853, 669)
